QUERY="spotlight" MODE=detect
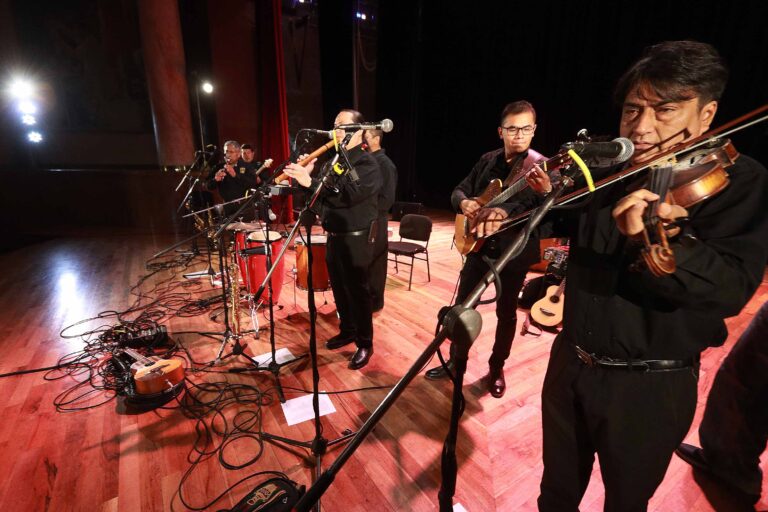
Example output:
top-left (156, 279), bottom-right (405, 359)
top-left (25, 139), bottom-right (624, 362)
top-left (201, 81), bottom-right (214, 94)
top-left (28, 131), bottom-right (43, 143)
top-left (8, 78), bottom-right (34, 100)
top-left (21, 114), bottom-right (36, 125)
top-left (18, 100), bottom-right (37, 114)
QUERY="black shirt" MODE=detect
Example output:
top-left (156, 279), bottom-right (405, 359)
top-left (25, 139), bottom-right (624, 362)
top-left (205, 159), bottom-right (258, 203)
top-left (550, 155), bottom-right (768, 360)
top-left (310, 145), bottom-right (382, 233)
top-left (370, 148), bottom-right (398, 214)
top-left (452, 147), bottom-right (546, 263)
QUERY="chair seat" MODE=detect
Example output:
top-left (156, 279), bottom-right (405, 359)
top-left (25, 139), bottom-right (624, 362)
top-left (388, 241), bottom-right (426, 256)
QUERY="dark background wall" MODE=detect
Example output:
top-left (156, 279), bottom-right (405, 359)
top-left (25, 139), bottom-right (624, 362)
top-left (1, 0), bottom-right (767, 237)
top-left (376, 0), bottom-right (768, 207)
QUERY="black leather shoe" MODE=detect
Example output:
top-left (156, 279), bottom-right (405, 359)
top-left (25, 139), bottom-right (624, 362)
top-left (349, 347), bottom-right (373, 370)
top-left (676, 443), bottom-right (761, 505)
top-left (676, 443), bottom-right (711, 473)
top-left (425, 360), bottom-right (455, 380)
top-left (326, 332), bottom-right (356, 350)
top-left (487, 368), bottom-right (506, 398)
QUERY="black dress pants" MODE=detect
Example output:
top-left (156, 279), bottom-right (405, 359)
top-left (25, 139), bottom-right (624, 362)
top-left (327, 233), bottom-right (374, 348)
top-left (699, 300), bottom-right (768, 497)
top-left (455, 252), bottom-right (528, 370)
top-left (538, 335), bottom-right (698, 512)
top-left (369, 214), bottom-right (389, 310)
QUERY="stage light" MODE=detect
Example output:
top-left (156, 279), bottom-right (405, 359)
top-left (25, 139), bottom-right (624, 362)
top-left (18, 100), bottom-right (37, 114)
top-left (27, 131), bottom-right (43, 143)
top-left (7, 78), bottom-right (34, 100)
top-left (21, 114), bottom-right (36, 125)
top-left (201, 81), bottom-right (214, 94)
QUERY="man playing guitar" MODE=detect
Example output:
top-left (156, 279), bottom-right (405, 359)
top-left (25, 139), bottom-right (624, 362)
top-left (425, 100), bottom-right (552, 398)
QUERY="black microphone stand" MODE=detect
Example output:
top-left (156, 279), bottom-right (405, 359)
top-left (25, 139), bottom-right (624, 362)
top-left (291, 171), bottom-right (578, 512)
top-left (232, 187), bottom-right (307, 403)
top-left (241, 135), bottom-right (357, 512)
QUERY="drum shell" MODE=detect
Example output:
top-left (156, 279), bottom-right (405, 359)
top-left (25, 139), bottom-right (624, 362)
top-left (242, 231), bottom-right (285, 304)
top-left (295, 236), bottom-right (330, 291)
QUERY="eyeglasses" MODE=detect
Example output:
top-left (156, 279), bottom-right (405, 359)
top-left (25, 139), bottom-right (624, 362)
top-left (501, 125), bottom-right (535, 136)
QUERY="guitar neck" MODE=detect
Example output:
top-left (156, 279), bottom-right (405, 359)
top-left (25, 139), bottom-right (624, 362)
top-left (254, 159), bottom-right (273, 178)
top-left (486, 151), bottom-right (570, 208)
top-left (123, 348), bottom-right (152, 366)
top-left (554, 277), bottom-right (567, 297)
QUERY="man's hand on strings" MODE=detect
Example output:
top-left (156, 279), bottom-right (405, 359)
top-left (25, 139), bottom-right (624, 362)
top-left (471, 207), bottom-right (508, 238)
top-left (612, 189), bottom-right (688, 238)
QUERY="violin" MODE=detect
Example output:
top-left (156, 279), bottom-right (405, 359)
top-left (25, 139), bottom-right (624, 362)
top-left (636, 138), bottom-right (739, 276)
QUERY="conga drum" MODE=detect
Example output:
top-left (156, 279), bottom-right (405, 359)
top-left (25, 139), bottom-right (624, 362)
top-left (242, 230), bottom-right (285, 304)
top-left (295, 235), bottom-right (331, 291)
top-left (227, 222), bottom-right (261, 283)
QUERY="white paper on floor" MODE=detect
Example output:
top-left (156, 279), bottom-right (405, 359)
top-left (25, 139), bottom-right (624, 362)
top-left (454, 504), bottom-right (468, 512)
top-left (251, 347), bottom-right (298, 367)
top-left (281, 393), bottom-right (336, 426)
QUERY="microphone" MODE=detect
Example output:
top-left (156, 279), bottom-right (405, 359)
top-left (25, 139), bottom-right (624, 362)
top-left (337, 119), bottom-right (394, 133)
top-left (565, 137), bottom-right (634, 165)
top-left (304, 128), bottom-right (335, 139)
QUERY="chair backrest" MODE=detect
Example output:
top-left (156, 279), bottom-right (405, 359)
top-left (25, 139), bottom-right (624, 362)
top-left (391, 202), bottom-right (424, 221)
top-left (399, 214), bottom-right (432, 243)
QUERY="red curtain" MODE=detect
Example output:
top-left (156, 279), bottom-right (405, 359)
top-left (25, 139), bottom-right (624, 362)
top-left (257, 0), bottom-right (293, 223)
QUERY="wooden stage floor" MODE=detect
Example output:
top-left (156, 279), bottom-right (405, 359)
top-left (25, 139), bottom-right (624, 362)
top-left (1, 211), bottom-right (766, 511)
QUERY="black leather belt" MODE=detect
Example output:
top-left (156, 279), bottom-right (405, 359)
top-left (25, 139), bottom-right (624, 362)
top-left (574, 345), bottom-right (694, 372)
top-left (327, 229), bottom-right (368, 237)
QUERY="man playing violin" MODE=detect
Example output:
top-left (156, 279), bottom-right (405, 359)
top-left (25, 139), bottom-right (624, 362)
top-left (477, 40), bottom-right (768, 510)
top-left (424, 100), bottom-right (551, 398)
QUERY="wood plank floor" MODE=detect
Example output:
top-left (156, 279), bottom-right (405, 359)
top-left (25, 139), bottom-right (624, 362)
top-left (1, 213), bottom-right (766, 511)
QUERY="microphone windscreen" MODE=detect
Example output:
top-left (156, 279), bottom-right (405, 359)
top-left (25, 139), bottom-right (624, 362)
top-left (381, 119), bottom-right (394, 133)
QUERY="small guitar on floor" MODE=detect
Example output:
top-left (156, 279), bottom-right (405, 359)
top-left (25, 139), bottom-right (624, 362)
top-left (122, 348), bottom-right (185, 395)
top-left (530, 277), bottom-right (566, 328)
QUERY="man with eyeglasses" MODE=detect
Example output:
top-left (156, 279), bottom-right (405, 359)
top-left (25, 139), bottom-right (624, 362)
top-left (424, 100), bottom-right (552, 398)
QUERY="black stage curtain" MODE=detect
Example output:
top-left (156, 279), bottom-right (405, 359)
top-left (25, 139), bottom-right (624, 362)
top-left (377, 0), bottom-right (768, 209)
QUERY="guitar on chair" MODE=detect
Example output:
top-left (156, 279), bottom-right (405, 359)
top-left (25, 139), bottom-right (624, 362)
top-left (530, 277), bottom-right (566, 328)
top-left (453, 151), bottom-right (571, 255)
top-left (122, 348), bottom-right (185, 395)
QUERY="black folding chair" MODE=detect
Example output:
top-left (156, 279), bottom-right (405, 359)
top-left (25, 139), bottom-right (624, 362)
top-left (387, 214), bottom-right (432, 290)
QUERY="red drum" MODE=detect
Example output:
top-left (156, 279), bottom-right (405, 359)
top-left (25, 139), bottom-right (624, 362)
top-left (228, 222), bottom-right (261, 284)
top-left (241, 230), bottom-right (285, 304)
top-left (295, 235), bottom-right (331, 291)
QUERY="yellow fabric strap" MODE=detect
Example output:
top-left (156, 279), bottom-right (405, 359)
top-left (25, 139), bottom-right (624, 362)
top-left (567, 149), bottom-right (595, 192)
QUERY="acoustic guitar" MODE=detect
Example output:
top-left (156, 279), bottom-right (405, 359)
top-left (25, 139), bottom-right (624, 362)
top-left (530, 278), bottom-right (566, 328)
top-left (254, 158), bottom-right (274, 181)
top-left (454, 151), bottom-right (570, 255)
top-left (122, 348), bottom-right (185, 395)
